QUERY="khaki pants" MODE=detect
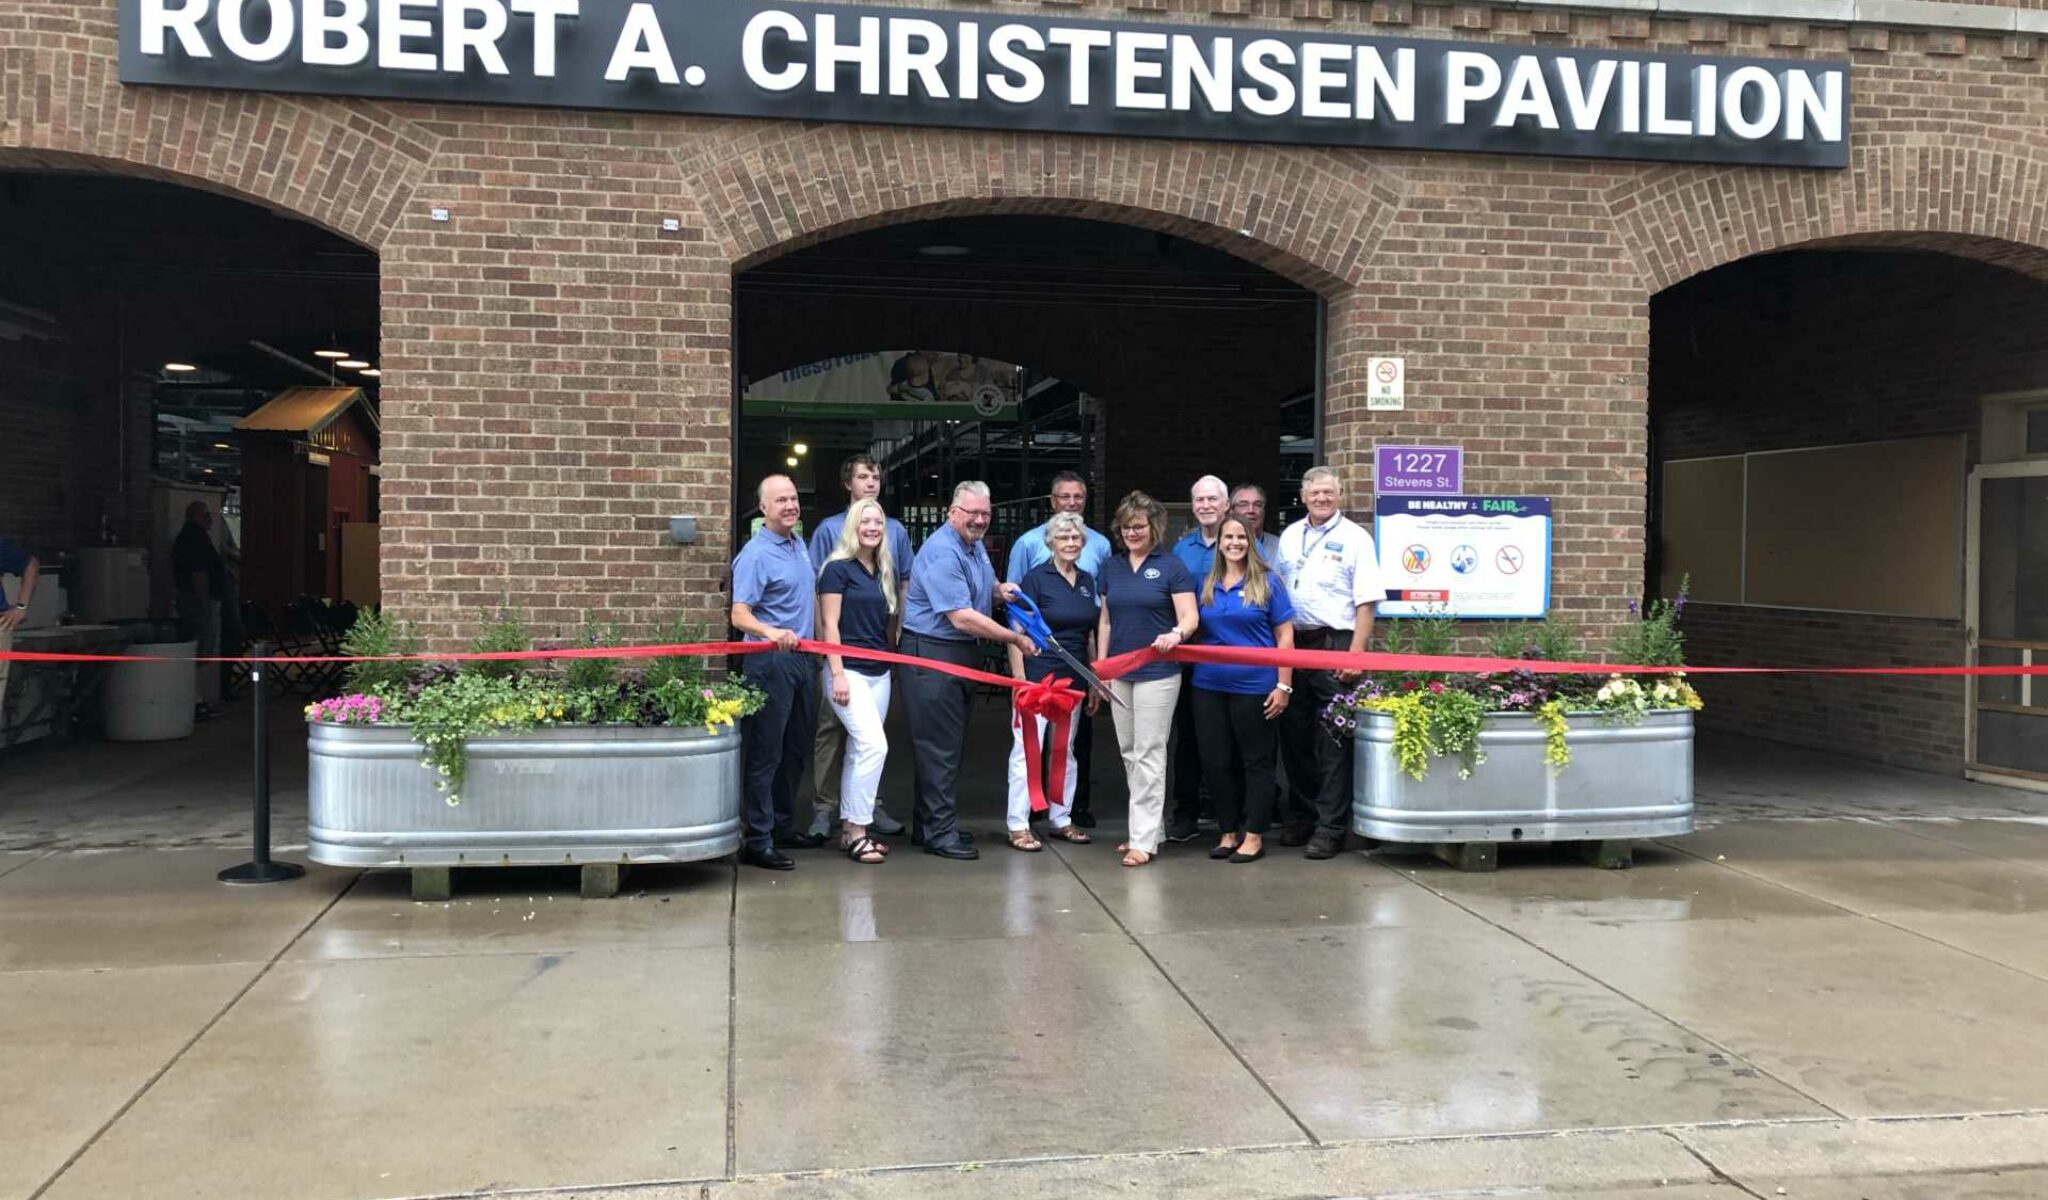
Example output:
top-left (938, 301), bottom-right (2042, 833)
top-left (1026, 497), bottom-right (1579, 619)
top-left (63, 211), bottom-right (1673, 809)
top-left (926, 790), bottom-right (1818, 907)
top-left (1111, 674), bottom-right (1182, 855)
top-left (812, 679), bottom-right (847, 813)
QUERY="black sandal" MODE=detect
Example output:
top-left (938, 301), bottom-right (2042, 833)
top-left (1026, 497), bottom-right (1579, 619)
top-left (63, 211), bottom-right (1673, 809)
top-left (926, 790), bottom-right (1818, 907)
top-left (846, 836), bottom-right (886, 865)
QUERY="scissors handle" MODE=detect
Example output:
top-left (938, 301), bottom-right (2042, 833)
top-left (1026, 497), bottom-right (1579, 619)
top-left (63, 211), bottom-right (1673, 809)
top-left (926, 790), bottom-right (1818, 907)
top-left (1006, 590), bottom-right (1054, 649)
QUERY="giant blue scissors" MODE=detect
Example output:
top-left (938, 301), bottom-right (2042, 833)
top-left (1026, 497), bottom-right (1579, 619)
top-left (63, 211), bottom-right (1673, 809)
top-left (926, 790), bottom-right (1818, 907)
top-left (1006, 591), bottom-right (1126, 709)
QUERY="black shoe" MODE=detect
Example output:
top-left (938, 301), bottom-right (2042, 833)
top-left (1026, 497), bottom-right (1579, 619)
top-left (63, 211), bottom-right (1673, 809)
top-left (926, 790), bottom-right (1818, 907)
top-left (773, 831), bottom-right (828, 850)
top-left (1208, 843), bottom-right (1238, 861)
top-left (1228, 845), bottom-right (1267, 864)
top-left (1276, 825), bottom-right (1313, 848)
top-left (740, 847), bottom-right (797, 871)
top-left (1072, 808), bottom-right (1098, 829)
top-left (1304, 832), bottom-right (1344, 860)
top-left (923, 840), bottom-right (980, 861)
top-left (1165, 824), bottom-right (1200, 844)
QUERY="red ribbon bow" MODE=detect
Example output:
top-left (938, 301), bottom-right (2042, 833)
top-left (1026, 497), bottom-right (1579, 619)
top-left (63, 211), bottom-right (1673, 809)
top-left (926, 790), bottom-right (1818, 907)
top-left (1012, 676), bottom-right (1084, 815)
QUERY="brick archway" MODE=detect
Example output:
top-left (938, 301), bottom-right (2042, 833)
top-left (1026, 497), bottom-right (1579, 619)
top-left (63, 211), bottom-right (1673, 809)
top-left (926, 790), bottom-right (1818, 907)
top-left (1, 41), bottom-right (433, 248)
top-left (1608, 143), bottom-right (2048, 295)
top-left (677, 122), bottom-right (1401, 296)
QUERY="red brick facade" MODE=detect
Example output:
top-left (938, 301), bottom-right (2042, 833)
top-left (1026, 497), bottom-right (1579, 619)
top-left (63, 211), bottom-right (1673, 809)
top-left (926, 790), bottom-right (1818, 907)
top-left (4, 1), bottom-right (2045, 691)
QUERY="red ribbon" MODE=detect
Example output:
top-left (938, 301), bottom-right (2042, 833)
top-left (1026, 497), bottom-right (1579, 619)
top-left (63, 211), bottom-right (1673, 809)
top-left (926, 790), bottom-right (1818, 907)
top-left (1011, 676), bottom-right (1084, 815)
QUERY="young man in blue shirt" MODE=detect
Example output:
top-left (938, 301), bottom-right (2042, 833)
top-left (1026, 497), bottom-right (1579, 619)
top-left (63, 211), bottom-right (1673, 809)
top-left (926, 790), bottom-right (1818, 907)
top-left (731, 474), bottom-right (820, 871)
top-left (1004, 471), bottom-right (1112, 826)
top-left (805, 453), bottom-right (915, 840)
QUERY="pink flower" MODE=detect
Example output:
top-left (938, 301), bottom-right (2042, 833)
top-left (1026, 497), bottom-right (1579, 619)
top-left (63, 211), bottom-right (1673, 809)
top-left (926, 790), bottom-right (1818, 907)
top-left (1428, 681), bottom-right (1445, 694)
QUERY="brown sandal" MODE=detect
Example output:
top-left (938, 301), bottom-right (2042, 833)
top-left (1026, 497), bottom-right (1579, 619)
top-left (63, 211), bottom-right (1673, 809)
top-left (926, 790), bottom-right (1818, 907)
top-left (1049, 825), bottom-right (1092, 844)
top-left (1008, 829), bottom-right (1044, 853)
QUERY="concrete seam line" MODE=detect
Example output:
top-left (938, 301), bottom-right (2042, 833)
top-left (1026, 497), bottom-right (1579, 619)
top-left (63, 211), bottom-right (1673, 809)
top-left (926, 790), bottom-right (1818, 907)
top-left (725, 856), bottom-right (740, 1182)
top-left (26, 867), bottom-right (364, 1200)
top-left (1859, 816), bottom-right (2048, 881)
top-left (1664, 838), bottom-right (2048, 988)
top-left (1373, 853), bottom-right (1848, 1121)
top-left (0, 847), bottom-right (56, 881)
top-left (1045, 837), bottom-right (1323, 1147)
top-left (1663, 1130), bottom-right (1774, 1200)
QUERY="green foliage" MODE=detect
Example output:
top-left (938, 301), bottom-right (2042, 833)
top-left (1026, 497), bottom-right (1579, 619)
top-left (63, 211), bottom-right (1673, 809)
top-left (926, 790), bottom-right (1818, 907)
top-left (340, 608), bottom-right (419, 697)
top-left (405, 673), bottom-right (560, 803)
top-left (1609, 576), bottom-right (1689, 668)
top-left (463, 606), bottom-right (532, 681)
top-left (643, 615), bottom-right (710, 694)
top-left (561, 614), bottom-right (621, 692)
top-left (646, 677), bottom-right (766, 732)
top-left (1364, 688), bottom-right (1488, 782)
top-left (1537, 699), bottom-right (1572, 770)
top-left (1485, 616), bottom-right (1583, 663)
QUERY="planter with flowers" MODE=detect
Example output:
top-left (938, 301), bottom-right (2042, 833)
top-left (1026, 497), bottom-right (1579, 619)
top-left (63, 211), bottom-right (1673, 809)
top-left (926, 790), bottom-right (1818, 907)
top-left (1328, 588), bottom-right (1700, 870)
top-left (305, 610), bottom-right (763, 898)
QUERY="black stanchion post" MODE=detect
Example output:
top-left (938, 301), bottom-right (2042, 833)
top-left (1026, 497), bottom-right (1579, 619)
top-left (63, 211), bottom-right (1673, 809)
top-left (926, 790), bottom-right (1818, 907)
top-left (220, 651), bottom-right (306, 885)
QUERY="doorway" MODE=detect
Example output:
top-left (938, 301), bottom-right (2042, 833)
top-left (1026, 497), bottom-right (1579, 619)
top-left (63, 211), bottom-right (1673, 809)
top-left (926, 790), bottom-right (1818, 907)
top-left (1967, 458), bottom-right (2048, 787)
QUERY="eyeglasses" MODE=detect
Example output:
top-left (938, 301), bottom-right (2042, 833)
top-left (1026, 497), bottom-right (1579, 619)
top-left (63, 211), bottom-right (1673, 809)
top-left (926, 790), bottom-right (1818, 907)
top-left (952, 505), bottom-right (991, 519)
top-left (1120, 523), bottom-right (1152, 534)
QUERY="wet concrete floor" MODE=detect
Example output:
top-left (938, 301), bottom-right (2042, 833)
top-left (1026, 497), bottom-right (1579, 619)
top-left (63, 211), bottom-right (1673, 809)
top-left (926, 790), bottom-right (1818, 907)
top-left (4, 701), bottom-right (2048, 1199)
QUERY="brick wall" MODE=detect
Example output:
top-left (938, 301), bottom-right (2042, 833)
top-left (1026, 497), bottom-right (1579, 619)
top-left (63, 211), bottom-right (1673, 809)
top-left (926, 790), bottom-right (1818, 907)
top-left (3, 0), bottom-right (2046, 673)
top-left (1652, 251), bottom-right (2048, 772)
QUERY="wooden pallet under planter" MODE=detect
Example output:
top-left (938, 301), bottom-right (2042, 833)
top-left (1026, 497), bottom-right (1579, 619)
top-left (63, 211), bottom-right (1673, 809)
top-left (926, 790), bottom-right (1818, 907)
top-left (306, 722), bottom-right (741, 898)
top-left (1351, 709), bottom-right (1694, 871)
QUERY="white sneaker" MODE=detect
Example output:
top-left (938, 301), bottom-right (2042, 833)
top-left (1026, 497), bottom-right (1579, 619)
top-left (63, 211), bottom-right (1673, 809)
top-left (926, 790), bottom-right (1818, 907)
top-left (870, 806), bottom-right (906, 836)
top-left (805, 808), bottom-right (833, 839)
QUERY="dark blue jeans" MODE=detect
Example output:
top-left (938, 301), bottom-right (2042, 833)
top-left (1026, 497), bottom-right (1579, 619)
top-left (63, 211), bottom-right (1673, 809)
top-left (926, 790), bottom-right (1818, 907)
top-left (740, 650), bottom-right (817, 853)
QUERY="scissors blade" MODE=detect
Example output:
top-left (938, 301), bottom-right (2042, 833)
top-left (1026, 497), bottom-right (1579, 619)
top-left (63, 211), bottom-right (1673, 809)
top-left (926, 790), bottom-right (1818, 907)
top-left (1048, 641), bottom-right (1128, 710)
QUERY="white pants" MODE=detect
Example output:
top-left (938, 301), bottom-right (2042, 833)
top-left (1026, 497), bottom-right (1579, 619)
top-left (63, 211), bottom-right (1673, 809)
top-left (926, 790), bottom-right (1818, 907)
top-left (1006, 709), bottom-right (1077, 832)
top-left (825, 668), bottom-right (891, 826)
top-left (1111, 674), bottom-right (1182, 854)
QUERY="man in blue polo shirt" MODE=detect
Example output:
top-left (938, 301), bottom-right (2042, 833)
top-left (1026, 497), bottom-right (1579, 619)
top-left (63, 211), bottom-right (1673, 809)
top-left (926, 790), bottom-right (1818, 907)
top-left (1005, 471), bottom-right (1112, 826)
top-left (805, 453), bottom-right (915, 841)
top-left (899, 480), bottom-right (1035, 860)
top-left (731, 474), bottom-right (818, 871)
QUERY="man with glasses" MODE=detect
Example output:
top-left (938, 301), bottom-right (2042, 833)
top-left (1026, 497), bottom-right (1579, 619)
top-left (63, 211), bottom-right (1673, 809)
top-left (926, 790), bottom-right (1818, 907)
top-left (1231, 483), bottom-right (1284, 565)
top-left (1164, 475), bottom-right (1234, 843)
top-left (1006, 471), bottom-right (1112, 826)
top-left (899, 481), bottom-right (1036, 860)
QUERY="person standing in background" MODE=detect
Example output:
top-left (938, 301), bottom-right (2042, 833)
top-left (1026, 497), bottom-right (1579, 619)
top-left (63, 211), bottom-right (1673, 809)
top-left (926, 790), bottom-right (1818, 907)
top-left (172, 501), bottom-right (227, 721)
top-left (1231, 483), bottom-right (1284, 566)
top-left (1165, 475), bottom-right (1233, 843)
top-left (0, 536), bottom-right (40, 725)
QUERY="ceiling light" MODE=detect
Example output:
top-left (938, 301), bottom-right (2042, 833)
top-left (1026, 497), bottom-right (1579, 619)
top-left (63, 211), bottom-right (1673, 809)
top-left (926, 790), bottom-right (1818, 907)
top-left (792, 442), bottom-right (808, 456)
top-left (785, 456), bottom-right (799, 467)
top-left (213, 442), bottom-right (232, 450)
top-left (918, 244), bottom-right (971, 257)
top-left (315, 349), bottom-right (349, 360)
top-left (336, 359), bottom-right (370, 369)
top-left (359, 368), bottom-right (382, 378)
top-left (163, 362), bottom-right (198, 373)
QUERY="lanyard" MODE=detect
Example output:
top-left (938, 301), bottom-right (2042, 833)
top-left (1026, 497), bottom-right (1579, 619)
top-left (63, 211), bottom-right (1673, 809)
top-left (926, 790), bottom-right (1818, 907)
top-left (1291, 521), bottom-right (1340, 583)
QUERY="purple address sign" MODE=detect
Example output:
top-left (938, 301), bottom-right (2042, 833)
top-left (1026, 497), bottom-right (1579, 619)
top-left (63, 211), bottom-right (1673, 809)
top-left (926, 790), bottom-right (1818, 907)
top-left (1375, 445), bottom-right (1463, 495)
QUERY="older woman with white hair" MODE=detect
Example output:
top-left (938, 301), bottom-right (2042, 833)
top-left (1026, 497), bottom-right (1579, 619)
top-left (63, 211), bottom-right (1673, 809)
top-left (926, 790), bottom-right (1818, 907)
top-left (1003, 511), bottom-right (1100, 850)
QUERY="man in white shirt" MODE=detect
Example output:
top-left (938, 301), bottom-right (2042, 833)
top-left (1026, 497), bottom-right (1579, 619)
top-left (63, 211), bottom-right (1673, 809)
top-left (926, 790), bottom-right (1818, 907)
top-left (1274, 466), bottom-right (1381, 859)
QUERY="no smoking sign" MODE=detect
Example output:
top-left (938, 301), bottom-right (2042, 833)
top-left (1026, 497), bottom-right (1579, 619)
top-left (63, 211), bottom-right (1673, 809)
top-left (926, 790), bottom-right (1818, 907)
top-left (1367, 357), bottom-right (1405, 411)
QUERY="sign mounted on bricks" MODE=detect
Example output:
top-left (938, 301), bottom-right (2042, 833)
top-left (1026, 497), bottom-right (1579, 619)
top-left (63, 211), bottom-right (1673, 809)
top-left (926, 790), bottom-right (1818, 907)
top-left (1367, 358), bottom-right (1406, 411)
top-left (1375, 445), bottom-right (1462, 495)
top-left (1376, 496), bottom-right (1551, 619)
top-left (119, 0), bottom-right (1850, 167)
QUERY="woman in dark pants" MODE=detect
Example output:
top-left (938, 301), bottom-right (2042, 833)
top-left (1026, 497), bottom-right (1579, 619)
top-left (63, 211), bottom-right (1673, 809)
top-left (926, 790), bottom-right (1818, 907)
top-left (1191, 515), bottom-right (1295, 863)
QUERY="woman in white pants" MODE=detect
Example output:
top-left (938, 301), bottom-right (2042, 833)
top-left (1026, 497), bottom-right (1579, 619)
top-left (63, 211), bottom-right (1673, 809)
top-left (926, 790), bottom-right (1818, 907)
top-left (1004, 513), bottom-right (1101, 850)
top-left (816, 498), bottom-right (899, 864)
top-left (1097, 492), bottom-right (1200, 867)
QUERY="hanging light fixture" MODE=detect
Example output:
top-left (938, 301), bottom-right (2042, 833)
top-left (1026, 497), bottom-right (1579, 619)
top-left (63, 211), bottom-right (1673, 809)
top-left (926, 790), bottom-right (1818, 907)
top-left (359, 368), bottom-right (382, 378)
top-left (785, 456), bottom-right (799, 467)
top-left (336, 359), bottom-right (370, 370)
top-left (314, 349), bottom-right (349, 360)
top-left (163, 362), bottom-right (198, 373)
top-left (792, 441), bottom-right (809, 456)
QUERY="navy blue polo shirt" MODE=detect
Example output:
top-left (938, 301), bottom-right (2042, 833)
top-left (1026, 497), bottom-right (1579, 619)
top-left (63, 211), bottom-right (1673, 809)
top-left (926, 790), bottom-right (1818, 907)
top-left (1017, 560), bottom-right (1098, 685)
top-left (817, 558), bottom-right (892, 676)
top-left (1100, 551), bottom-right (1195, 684)
top-left (731, 524), bottom-right (815, 641)
top-left (0, 537), bottom-right (28, 613)
top-left (1194, 577), bottom-right (1297, 695)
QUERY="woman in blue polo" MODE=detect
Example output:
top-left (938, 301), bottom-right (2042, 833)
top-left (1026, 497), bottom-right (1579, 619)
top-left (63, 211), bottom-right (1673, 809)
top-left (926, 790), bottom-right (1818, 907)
top-left (1097, 491), bottom-right (1199, 867)
top-left (1003, 512), bottom-right (1100, 850)
top-left (1192, 515), bottom-right (1295, 864)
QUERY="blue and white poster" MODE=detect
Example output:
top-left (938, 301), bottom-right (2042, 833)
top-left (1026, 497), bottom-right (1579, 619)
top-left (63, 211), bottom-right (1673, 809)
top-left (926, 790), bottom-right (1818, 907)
top-left (1375, 496), bottom-right (1551, 618)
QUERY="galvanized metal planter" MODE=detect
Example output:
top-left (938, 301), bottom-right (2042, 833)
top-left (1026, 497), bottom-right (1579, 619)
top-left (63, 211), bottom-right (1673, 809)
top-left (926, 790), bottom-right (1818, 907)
top-left (307, 722), bottom-right (741, 895)
top-left (1352, 709), bottom-right (1694, 866)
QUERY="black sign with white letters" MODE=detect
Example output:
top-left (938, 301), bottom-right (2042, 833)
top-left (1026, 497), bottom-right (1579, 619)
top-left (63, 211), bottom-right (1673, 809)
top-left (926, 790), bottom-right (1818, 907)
top-left (119, 0), bottom-right (1850, 167)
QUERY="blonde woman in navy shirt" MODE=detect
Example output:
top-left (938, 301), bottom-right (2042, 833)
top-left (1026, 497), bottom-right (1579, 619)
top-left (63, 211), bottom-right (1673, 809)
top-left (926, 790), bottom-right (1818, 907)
top-left (816, 498), bottom-right (899, 865)
top-left (1192, 514), bottom-right (1296, 864)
